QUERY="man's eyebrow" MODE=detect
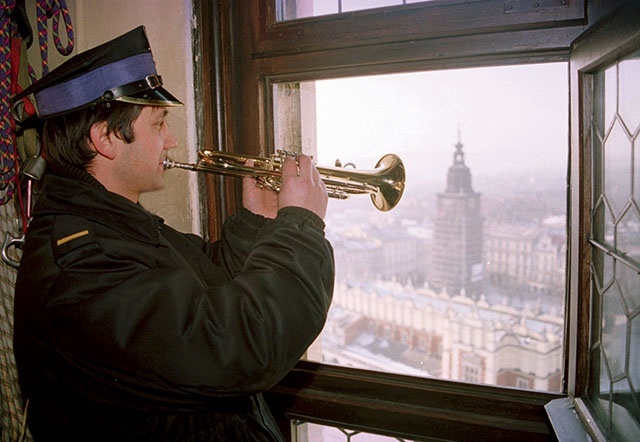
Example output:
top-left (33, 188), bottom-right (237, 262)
top-left (152, 107), bottom-right (170, 118)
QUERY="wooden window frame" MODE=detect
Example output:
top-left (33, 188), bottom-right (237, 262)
top-left (190, 0), bottom-right (631, 439)
top-left (257, 0), bottom-right (585, 56)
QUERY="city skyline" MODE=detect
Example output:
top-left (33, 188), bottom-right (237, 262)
top-left (311, 65), bottom-right (568, 390)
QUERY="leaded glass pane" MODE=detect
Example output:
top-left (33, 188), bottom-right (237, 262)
top-left (589, 50), bottom-right (640, 441)
top-left (630, 316), bottom-right (640, 394)
top-left (617, 208), bottom-right (640, 261)
top-left (603, 120), bottom-right (632, 220)
top-left (292, 420), bottom-right (411, 441)
top-left (618, 51), bottom-right (640, 134)
top-left (604, 65), bottom-right (617, 133)
top-left (616, 260), bottom-right (640, 312)
top-left (601, 283), bottom-right (626, 379)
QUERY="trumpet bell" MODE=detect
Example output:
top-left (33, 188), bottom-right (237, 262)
top-left (371, 153), bottom-right (405, 211)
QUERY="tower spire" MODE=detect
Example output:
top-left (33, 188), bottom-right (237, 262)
top-left (446, 130), bottom-right (474, 194)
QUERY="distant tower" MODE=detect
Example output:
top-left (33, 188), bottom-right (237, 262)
top-left (429, 132), bottom-right (484, 295)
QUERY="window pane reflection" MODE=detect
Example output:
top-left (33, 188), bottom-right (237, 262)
top-left (278, 0), bottom-right (438, 21)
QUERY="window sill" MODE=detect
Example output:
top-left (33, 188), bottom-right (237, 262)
top-left (545, 397), bottom-right (594, 442)
top-left (267, 360), bottom-right (562, 441)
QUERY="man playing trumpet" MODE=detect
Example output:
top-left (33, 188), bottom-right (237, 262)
top-left (12, 26), bottom-right (334, 441)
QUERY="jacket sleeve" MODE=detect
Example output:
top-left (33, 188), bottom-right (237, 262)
top-left (198, 207), bottom-right (274, 280)
top-left (45, 206), bottom-right (334, 409)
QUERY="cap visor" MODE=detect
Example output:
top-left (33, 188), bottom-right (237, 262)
top-left (117, 86), bottom-right (183, 107)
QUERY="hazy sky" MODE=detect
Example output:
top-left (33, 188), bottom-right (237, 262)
top-left (314, 63), bottom-right (569, 187)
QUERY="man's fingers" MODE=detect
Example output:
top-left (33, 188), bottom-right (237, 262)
top-left (297, 155), bottom-right (314, 179)
top-left (282, 154), bottom-right (312, 179)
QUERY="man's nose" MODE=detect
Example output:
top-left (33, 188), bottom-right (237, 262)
top-left (165, 132), bottom-right (178, 150)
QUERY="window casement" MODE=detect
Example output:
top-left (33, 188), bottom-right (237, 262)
top-left (564, 3), bottom-right (640, 441)
top-left (192, 0), bottom-right (636, 440)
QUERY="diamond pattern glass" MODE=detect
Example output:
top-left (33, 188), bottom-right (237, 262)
top-left (589, 49), bottom-right (640, 441)
top-left (603, 120), bottom-right (631, 220)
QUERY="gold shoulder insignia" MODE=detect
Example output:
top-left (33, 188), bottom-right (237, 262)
top-left (56, 230), bottom-right (90, 247)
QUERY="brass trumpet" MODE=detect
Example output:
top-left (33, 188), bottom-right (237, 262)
top-left (164, 150), bottom-right (405, 211)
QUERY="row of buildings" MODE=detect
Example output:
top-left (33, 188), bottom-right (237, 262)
top-left (321, 280), bottom-right (563, 391)
top-left (327, 218), bottom-right (565, 297)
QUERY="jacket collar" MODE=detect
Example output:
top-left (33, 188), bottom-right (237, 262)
top-left (36, 166), bottom-right (163, 245)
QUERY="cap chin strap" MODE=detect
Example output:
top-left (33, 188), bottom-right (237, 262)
top-left (101, 75), bottom-right (166, 102)
top-left (105, 74), bottom-right (182, 107)
top-left (117, 96), bottom-right (182, 106)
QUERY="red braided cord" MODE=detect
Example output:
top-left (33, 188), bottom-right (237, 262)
top-left (0, 0), bottom-right (74, 211)
top-left (0, 0), bottom-right (18, 205)
top-left (9, 38), bottom-right (27, 230)
top-left (36, 0), bottom-right (74, 75)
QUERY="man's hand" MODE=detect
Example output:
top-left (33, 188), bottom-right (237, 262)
top-left (278, 154), bottom-right (328, 220)
top-left (242, 160), bottom-right (278, 219)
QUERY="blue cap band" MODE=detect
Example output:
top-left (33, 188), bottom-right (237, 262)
top-left (35, 52), bottom-right (156, 117)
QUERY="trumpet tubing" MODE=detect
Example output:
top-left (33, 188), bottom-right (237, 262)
top-left (164, 150), bottom-right (405, 211)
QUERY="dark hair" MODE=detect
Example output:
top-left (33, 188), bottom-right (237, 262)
top-left (42, 102), bottom-right (144, 171)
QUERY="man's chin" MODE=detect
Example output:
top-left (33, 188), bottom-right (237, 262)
top-left (145, 178), bottom-right (166, 194)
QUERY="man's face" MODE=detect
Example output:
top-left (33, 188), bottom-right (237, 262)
top-left (116, 106), bottom-right (178, 201)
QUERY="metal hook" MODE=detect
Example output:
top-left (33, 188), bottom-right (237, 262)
top-left (2, 232), bottom-right (24, 270)
top-left (1, 156), bottom-right (46, 269)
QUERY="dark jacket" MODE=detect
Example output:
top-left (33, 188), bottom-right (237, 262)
top-left (13, 165), bottom-right (334, 441)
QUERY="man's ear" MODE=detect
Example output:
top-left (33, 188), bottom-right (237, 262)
top-left (89, 121), bottom-right (117, 160)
